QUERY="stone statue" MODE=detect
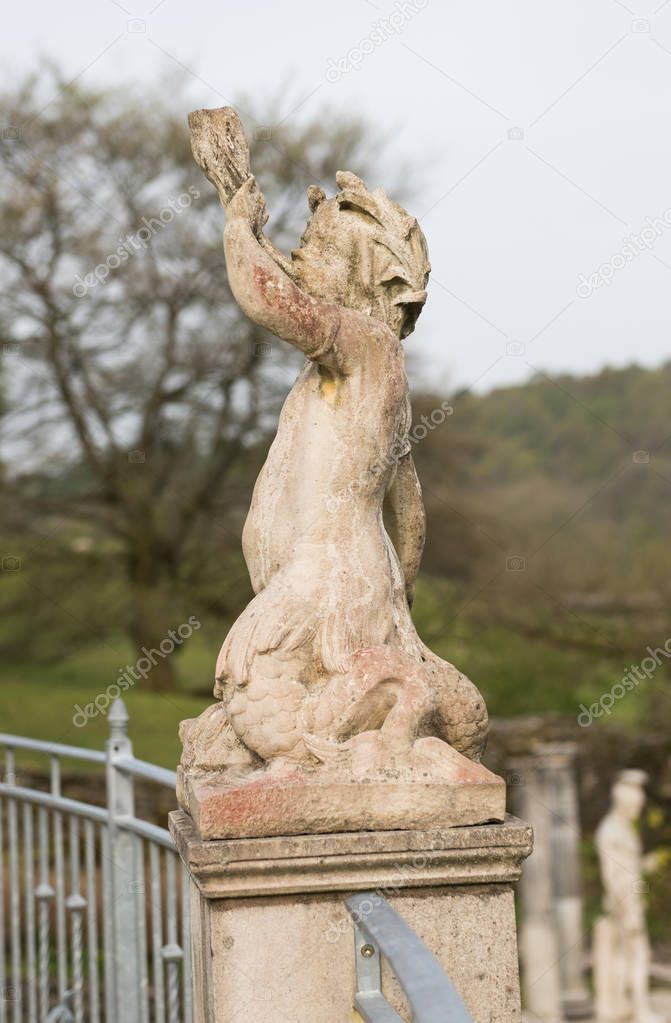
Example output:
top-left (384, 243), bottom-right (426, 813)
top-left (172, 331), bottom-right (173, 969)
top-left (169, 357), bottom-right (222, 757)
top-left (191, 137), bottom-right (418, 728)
top-left (594, 770), bottom-right (663, 1023)
top-left (178, 107), bottom-right (504, 838)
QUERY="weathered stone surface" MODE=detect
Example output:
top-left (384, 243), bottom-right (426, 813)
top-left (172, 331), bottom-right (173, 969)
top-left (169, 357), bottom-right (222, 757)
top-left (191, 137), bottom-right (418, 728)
top-left (170, 809), bottom-right (532, 896)
top-left (177, 752), bottom-right (505, 840)
top-left (175, 108), bottom-right (531, 1022)
top-left (170, 810), bottom-right (532, 1023)
top-left (178, 104), bottom-right (504, 837)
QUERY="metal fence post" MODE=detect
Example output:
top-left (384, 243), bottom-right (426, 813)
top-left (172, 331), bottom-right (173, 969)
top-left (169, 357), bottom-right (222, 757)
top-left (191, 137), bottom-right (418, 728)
top-left (106, 699), bottom-right (146, 1023)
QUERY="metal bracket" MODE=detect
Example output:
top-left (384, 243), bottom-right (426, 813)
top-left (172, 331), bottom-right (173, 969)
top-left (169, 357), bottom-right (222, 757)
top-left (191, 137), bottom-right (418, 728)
top-left (347, 892), bottom-right (474, 1023)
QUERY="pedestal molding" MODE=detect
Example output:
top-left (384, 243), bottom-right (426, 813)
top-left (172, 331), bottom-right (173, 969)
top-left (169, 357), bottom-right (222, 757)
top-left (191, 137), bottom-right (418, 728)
top-left (170, 809), bottom-right (532, 899)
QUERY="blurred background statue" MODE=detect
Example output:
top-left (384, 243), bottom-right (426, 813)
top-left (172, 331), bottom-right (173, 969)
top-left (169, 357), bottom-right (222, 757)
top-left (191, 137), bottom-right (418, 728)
top-left (594, 770), bottom-right (664, 1023)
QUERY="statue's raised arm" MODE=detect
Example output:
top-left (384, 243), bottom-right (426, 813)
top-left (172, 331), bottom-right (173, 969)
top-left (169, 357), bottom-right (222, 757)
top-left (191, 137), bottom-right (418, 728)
top-left (178, 106), bottom-right (505, 841)
top-left (223, 180), bottom-right (344, 367)
top-left (189, 107), bottom-right (344, 368)
top-left (188, 107), bottom-right (429, 373)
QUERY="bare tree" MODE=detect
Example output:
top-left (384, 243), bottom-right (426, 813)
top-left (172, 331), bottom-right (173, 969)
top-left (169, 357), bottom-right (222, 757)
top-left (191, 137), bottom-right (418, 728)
top-left (0, 69), bottom-right (387, 688)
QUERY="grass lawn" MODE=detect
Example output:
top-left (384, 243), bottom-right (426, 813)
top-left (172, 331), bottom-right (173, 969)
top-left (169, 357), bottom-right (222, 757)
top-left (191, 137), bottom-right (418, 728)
top-left (0, 631), bottom-right (216, 768)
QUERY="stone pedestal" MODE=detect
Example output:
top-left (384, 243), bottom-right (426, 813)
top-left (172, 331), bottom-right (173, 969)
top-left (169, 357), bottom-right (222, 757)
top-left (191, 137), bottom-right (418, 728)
top-left (170, 809), bottom-right (532, 1023)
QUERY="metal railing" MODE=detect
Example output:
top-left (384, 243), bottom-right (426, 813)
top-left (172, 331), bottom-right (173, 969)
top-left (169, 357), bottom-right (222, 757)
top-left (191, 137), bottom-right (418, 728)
top-left (346, 893), bottom-right (474, 1023)
top-left (0, 699), bottom-right (192, 1023)
top-left (2, 701), bottom-right (474, 1023)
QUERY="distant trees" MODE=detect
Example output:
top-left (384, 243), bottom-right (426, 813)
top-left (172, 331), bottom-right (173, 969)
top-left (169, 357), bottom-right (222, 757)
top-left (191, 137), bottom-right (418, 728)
top-left (0, 69), bottom-right (387, 688)
top-left (416, 364), bottom-right (671, 660)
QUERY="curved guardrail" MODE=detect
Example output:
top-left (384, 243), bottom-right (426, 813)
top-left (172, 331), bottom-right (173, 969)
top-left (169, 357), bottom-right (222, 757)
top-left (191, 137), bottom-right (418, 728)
top-left (346, 892), bottom-right (474, 1023)
top-left (3, 702), bottom-right (474, 1023)
top-left (0, 698), bottom-right (191, 1023)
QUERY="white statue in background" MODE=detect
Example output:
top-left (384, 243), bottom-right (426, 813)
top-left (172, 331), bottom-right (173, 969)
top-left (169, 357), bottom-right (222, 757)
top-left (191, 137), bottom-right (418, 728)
top-left (594, 770), bottom-right (664, 1023)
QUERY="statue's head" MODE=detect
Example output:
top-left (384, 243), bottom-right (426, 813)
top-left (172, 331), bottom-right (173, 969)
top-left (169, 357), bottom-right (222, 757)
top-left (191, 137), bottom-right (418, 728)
top-left (289, 171), bottom-right (430, 339)
top-left (612, 769), bottom-right (647, 820)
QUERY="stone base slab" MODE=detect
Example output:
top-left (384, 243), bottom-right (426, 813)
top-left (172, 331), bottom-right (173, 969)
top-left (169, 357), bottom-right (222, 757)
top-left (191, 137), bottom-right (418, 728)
top-left (176, 755), bottom-right (506, 840)
top-left (170, 810), bottom-right (532, 1023)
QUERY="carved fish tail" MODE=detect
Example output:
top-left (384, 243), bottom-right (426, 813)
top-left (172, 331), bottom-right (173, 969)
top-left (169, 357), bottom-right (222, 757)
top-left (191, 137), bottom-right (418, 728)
top-left (430, 663), bottom-right (489, 761)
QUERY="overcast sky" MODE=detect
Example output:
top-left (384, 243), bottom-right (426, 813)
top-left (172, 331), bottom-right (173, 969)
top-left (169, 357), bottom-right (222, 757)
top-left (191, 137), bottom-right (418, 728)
top-left (4, 0), bottom-right (671, 392)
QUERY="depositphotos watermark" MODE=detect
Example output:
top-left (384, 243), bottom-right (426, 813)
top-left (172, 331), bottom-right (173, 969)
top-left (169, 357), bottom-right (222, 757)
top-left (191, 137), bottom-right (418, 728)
top-left (72, 616), bottom-right (201, 726)
top-left (326, 399), bottom-right (453, 513)
top-left (325, 853), bottom-right (431, 943)
top-left (577, 638), bottom-right (671, 727)
top-left (576, 210), bottom-right (671, 298)
top-left (73, 186), bottom-right (200, 297)
top-left (325, 0), bottom-right (429, 82)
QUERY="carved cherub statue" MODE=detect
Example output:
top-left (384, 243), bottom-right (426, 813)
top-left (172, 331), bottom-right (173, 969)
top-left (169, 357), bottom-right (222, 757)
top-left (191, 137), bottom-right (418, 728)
top-left (179, 108), bottom-right (503, 837)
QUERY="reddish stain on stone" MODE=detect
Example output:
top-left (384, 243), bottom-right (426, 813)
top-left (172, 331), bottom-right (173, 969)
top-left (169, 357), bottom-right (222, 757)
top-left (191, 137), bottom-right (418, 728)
top-left (253, 264), bottom-right (319, 340)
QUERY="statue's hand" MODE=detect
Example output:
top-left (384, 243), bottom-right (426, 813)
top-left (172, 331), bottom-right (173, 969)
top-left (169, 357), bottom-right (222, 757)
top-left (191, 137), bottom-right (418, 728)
top-left (226, 176), bottom-right (269, 237)
top-left (188, 106), bottom-right (251, 207)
